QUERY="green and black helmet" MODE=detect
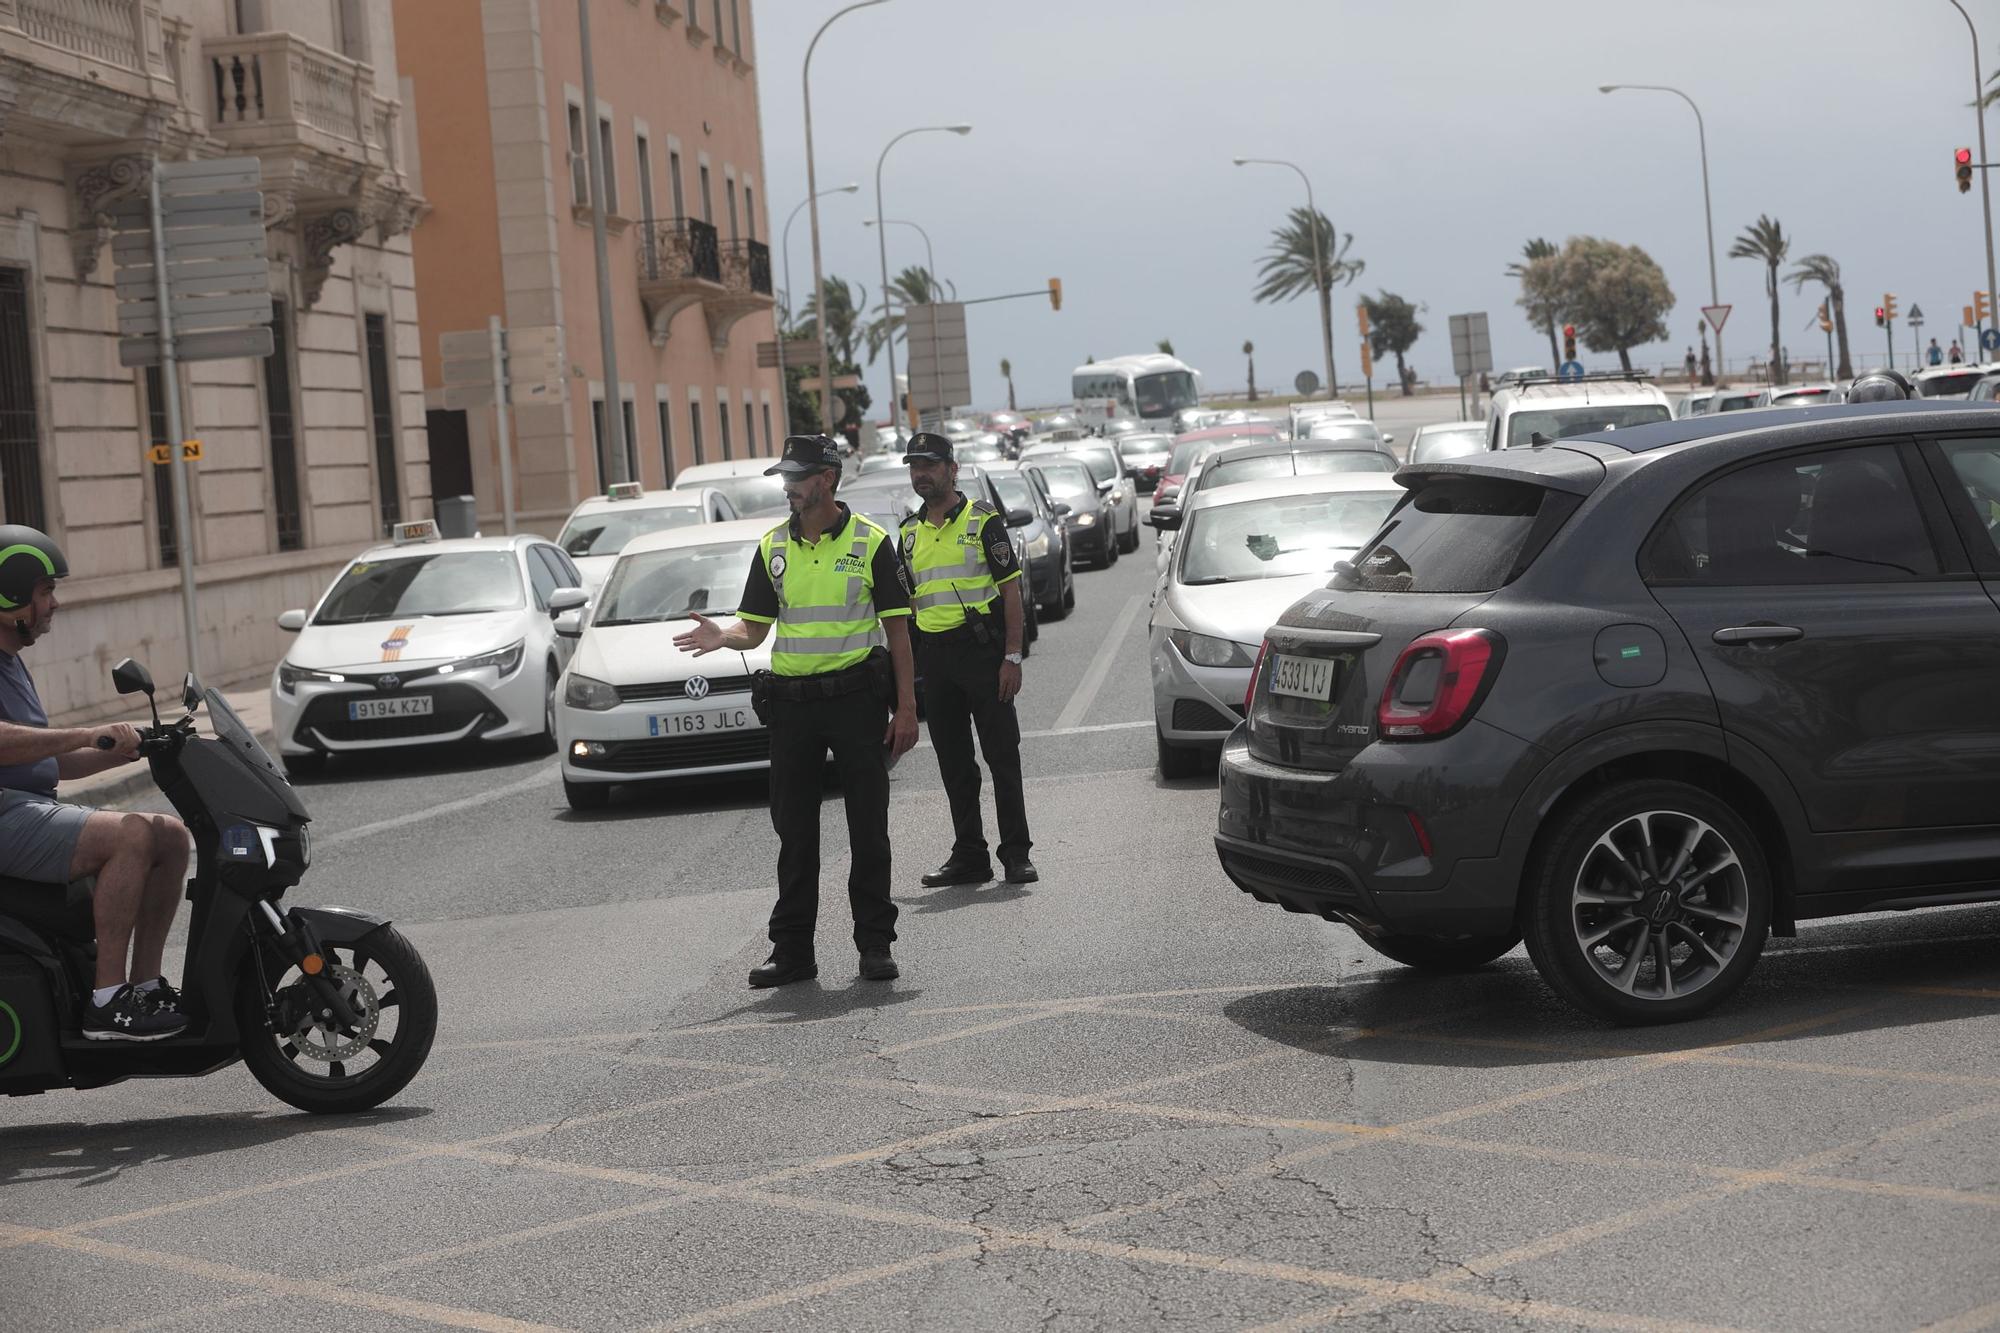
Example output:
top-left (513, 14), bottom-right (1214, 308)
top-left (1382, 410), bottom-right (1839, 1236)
top-left (0, 525), bottom-right (68, 614)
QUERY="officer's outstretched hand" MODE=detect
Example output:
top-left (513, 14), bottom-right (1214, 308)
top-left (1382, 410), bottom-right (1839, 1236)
top-left (885, 706), bottom-right (918, 761)
top-left (673, 612), bottom-right (724, 656)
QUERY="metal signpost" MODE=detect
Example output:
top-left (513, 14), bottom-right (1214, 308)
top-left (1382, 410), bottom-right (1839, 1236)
top-left (112, 156), bottom-right (274, 680)
top-left (441, 323), bottom-right (564, 535)
top-left (1448, 312), bottom-right (1493, 419)
top-left (1909, 304), bottom-right (1926, 367)
top-left (903, 301), bottom-right (970, 424)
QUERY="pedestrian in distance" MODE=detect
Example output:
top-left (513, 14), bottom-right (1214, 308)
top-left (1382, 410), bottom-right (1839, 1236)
top-left (899, 433), bottom-right (1038, 889)
top-left (1951, 340), bottom-right (1965, 364)
top-left (1683, 347), bottom-right (1697, 382)
top-left (1929, 338), bottom-right (1944, 367)
top-left (673, 434), bottom-right (920, 988)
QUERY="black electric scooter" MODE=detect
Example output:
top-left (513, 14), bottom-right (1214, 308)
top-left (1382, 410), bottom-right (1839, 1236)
top-left (0, 659), bottom-right (437, 1113)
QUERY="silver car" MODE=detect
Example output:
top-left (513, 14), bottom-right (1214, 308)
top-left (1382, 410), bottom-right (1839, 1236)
top-left (1021, 440), bottom-right (1140, 554)
top-left (1405, 421), bottom-right (1487, 465)
top-left (1149, 473), bottom-right (1404, 777)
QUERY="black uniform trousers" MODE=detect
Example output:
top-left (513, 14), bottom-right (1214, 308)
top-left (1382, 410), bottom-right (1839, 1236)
top-left (918, 627), bottom-right (1031, 865)
top-left (765, 689), bottom-right (896, 957)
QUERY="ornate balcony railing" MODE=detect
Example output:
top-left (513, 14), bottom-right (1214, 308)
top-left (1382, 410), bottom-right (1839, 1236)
top-left (722, 238), bottom-right (772, 296)
top-left (639, 217), bottom-right (721, 284)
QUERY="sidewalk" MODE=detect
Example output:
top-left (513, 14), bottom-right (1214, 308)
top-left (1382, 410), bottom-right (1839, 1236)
top-left (59, 683), bottom-right (277, 810)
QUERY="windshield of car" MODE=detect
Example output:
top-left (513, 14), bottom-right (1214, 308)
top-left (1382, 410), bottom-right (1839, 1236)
top-left (956, 443), bottom-right (1004, 464)
top-left (1167, 440), bottom-right (1219, 476)
top-left (1117, 435), bottom-right (1170, 458)
top-left (1307, 421), bottom-right (1383, 442)
top-left (990, 472), bottom-right (1038, 516)
top-left (1711, 392), bottom-right (1761, 412)
top-left (1036, 462), bottom-right (1096, 501)
top-left (1768, 389), bottom-right (1836, 406)
top-left (593, 539), bottom-right (761, 626)
top-left (704, 473), bottom-right (790, 516)
top-left (558, 504), bottom-right (703, 558)
top-left (1199, 453), bottom-right (1393, 492)
top-left (1133, 371), bottom-right (1199, 418)
top-left (1062, 449), bottom-right (1121, 486)
top-left (1411, 428), bottom-right (1487, 463)
top-left (314, 551), bottom-right (523, 624)
top-left (1918, 371), bottom-right (1986, 397)
top-left (1179, 492), bottom-right (1400, 585)
top-left (1505, 403), bottom-right (1670, 447)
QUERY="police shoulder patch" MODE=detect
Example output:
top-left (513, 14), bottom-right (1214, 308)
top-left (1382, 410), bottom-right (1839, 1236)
top-left (993, 540), bottom-right (1015, 569)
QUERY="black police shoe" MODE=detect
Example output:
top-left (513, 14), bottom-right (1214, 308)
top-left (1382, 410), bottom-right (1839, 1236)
top-left (1002, 858), bottom-right (1039, 885)
top-left (921, 858), bottom-right (993, 888)
top-left (748, 955), bottom-right (818, 989)
top-left (859, 947), bottom-right (899, 981)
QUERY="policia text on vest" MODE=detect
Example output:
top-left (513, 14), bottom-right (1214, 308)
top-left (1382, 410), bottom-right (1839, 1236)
top-left (674, 435), bottom-right (918, 989)
top-left (903, 433), bottom-right (1038, 888)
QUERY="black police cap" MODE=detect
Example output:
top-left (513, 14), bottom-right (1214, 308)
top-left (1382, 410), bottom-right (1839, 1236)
top-left (765, 434), bottom-right (845, 476)
top-left (901, 432), bottom-right (954, 464)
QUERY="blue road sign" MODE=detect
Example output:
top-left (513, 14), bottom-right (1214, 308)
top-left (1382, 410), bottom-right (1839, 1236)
top-left (1981, 327), bottom-right (1999, 352)
top-left (1558, 360), bottom-right (1585, 381)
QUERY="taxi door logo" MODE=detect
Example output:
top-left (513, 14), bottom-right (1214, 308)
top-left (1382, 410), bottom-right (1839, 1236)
top-left (380, 625), bottom-right (414, 661)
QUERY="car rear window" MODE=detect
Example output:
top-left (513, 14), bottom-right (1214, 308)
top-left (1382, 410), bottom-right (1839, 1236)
top-left (1335, 477), bottom-right (1570, 593)
top-left (1505, 403), bottom-right (1670, 448)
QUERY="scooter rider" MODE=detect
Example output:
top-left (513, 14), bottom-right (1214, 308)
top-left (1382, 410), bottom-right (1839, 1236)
top-left (0, 527), bottom-right (190, 1040)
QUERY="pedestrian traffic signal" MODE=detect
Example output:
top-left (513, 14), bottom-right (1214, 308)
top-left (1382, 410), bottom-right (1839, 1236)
top-left (1356, 304), bottom-right (1371, 339)
top-left (1884, 293), bottom-right (1899, 322)
top-left (1959, 147), bottom-right (1975, 194)
top-left (1817, 302), bottom-right (1832, 333)
top-left (1047, 278), bottom-right (1061, 312)
top-left (1875, 306), bottom-right (1886, 328)
top-left (1562, 323), bottom-right (1577, 362)
top-left (1977, 290), bottom-right (1993, 324)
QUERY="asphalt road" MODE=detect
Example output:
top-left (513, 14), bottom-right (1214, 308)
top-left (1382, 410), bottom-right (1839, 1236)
top-left (7, 433), bottom-right (2000, 1331)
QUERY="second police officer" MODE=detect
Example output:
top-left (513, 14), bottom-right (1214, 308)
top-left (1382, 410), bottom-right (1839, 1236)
top-left (673, 434), bottom-right (919, 988)
top-left (900, 432), bottom-right (1038, 888)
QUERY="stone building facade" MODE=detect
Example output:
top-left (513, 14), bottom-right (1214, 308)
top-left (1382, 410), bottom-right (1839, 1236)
top-left (0, 0), bottom-right (427, 721)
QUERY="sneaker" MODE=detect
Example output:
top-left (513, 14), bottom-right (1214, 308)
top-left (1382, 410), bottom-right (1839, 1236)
top-left (82, 985), bottom-right (189, 1042)
top-left (137, 977), bottom-right (184, 1019)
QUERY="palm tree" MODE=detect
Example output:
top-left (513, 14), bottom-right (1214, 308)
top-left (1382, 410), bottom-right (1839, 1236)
top-left (1252, 206), bottom-right (1363, 392)
top-left (793, 276), bottom-right (866, 368)
top-left (1243, 340), bottom-right (1256, 401)
top-left (1506, 237), bottom-right (1561, 369)
top-left (1000, 358), bottom-right (1016, 411)
top-left (1785, 253), bottom-right (1852, 380)
top-left (1730, 215), bottom-right (1791, 385)
top-left (862, 266), bottom-right (939, 364)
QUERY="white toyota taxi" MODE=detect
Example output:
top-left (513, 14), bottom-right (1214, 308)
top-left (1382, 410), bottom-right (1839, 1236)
top-left (555, 482), bottom-right (737, 593)
top-left (271, 521), bottom-right (584, 773)
top-left (554, 518), bottom-right (775, 809)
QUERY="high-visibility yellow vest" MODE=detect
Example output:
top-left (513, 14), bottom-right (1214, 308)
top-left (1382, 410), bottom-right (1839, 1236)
top-left (759, 513), bottom-right (894, 676)
top-left (903, 498), bottom-right (1004, 633)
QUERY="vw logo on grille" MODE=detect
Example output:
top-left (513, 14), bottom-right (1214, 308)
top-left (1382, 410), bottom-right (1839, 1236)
top-left (376, 673), bottom-right (402, 692)
top-left (684, 675), bottom-right (710, 701)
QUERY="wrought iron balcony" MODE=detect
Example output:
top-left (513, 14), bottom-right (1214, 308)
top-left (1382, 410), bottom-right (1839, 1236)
top-left (639, 216), bottom-right (720, 284)
top-left (636, 220), bottom-right (772, 351)
top-left (724, 239), bottom-right (773, 297)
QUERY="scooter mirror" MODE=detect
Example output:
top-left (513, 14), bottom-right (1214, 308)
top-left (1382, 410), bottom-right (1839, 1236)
top-left (182, 673), bottom-right (202, 711)
top-left (111, 658), bottom-right (155, 697)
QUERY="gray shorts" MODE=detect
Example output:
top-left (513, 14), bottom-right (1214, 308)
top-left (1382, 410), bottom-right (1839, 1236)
top-left (0, 789), bottom-right (92, 884)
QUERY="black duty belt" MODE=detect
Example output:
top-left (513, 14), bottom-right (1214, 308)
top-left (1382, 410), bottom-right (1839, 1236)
top-left (758, 662), bottom-right (877, 702)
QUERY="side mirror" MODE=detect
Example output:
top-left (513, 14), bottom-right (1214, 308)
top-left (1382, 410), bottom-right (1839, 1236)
top-left (1382, 432), bottom-right (1396, 447)
top-left (182, 673), bottom-right (201, 711)
top-left (277, 608), bottom-right (307, 632)
top-left (1005, 507), bottom-right (1034, 527)
top-left (549, 587), bottom-right (588, 617)
top-left (553, 610), bottom-right (584, 639)
top-left (111, 658), bottom-right (155, 697)
top-left (1050, 500), bottom-right (1073, 517)
top-left (1149, 510), bottom-right (1182, 531)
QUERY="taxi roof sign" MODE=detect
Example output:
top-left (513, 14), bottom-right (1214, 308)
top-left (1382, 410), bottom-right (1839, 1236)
top-left (605, 481), bottom-right (645, 501)
top-left (391, 519), bottom-right (440, 546)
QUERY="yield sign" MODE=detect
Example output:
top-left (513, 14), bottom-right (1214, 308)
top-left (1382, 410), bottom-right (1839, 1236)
top-left (1702, 304), bottom-right (1732, 332)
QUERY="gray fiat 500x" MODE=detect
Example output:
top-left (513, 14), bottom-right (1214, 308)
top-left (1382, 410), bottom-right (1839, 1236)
top-left (1218, 401), bottom-right (2000, 1024)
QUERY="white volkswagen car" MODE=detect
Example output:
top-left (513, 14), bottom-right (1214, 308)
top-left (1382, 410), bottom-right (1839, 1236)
top-left (555, 482), bottom-right (737, 593)
top-left (554, 518), bottom-right (775, 810)
top-left (271, 521), bottom-right (583, 772)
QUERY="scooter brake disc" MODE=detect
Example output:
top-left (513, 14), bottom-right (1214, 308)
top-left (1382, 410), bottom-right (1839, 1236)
top-left (289, 964), bottom-right (381, 1064)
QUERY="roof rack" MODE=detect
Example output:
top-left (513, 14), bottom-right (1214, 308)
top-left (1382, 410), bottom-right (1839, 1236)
top-left (1504, 369), bottom-right (1655, 389)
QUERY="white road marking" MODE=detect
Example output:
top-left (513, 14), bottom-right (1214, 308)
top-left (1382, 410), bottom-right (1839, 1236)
top-left (314, 765), bottom-right (558, 848)
top-left (1053, 590), bottom-right (1150, 732)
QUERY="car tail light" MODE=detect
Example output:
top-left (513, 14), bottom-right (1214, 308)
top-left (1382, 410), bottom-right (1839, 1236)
top-left (1377, 629), bottom-right (1503, 740)
top-left (1245, 639), bottom-right (1271, 713)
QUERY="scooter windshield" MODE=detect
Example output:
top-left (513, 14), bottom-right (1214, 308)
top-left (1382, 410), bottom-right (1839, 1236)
top-left (206, 688), bottom-right (287, 784)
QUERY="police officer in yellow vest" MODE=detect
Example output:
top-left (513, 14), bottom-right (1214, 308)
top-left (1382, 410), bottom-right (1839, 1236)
top-left (674, 434), bottom-right (919, 988)
top-left (901, 432), bottom-right (1037, 888)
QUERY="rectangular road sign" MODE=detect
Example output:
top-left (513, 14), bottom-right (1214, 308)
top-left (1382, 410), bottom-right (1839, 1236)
top-left (904, 301), bottom-right (971, 412)
top-left (439, 329), bottom-right (497, 362)
top-left (119, 326), bottom-right (273, 367)
top-left (442, 382), bottom-right (497, 410)
top-left (1448, 312), bottom-right (1493, 378)
top-left (796, 374), bottom-right (861, 394)
top-left (156, 158), bottom-right (262, 193)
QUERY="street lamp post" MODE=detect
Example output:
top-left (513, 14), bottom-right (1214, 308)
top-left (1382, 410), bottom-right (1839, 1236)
top-left (875, 125), bottom-right (971, 436)
top-left (803, 1), bottom-right (888, 435)
top-left (1948, 1), bottom-right (2000, 353)
top-left (578, 0), bottom-right (627, 483)
top-left (1233, 156), bottom-right (1335, 397)
top-left (779, 182), bottom-right (858, 433)
top-left (865, 217), bottom-right (943, 420)
top-left (1600, 84), bottom-right (1724, 382)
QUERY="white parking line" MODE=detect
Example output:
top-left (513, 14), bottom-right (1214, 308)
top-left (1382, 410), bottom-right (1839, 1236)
top-left (1053, 590), bottom-right (1149, 731)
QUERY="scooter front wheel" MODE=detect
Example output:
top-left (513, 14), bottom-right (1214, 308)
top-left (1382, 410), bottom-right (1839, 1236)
top-left (236, 925), bottom-right (438, 1114)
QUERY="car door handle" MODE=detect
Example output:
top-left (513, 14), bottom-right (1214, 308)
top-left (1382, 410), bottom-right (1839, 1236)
top-left (1712, 625), bottom-right (1804, 646)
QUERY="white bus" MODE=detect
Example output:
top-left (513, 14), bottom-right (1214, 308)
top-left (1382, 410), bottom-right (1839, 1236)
top-left (1070, 354), bottom-right (1201, 432)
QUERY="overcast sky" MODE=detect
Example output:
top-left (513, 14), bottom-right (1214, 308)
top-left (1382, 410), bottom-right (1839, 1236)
top-left (752, 0), bottom-right (2000, 410)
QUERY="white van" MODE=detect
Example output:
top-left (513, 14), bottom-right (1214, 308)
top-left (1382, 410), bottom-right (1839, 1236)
top-left (1484, 374), bottom-right (1673, 451)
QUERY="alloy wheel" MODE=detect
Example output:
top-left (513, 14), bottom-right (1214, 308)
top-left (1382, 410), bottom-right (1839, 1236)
top-left (1569, 810), bottom-right (1750, 1002)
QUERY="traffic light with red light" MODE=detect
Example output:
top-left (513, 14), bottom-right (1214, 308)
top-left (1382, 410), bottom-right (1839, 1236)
top-left (1562, 323), bottom-right (1577, 362)
top-left (1875, 306), bottom-right (1887, 328)
top-left (1959, 147), bottom-right (1975, 194)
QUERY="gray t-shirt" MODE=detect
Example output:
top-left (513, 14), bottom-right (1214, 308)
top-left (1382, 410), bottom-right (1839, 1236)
top-left (0, 650), bottom-right (57, 798)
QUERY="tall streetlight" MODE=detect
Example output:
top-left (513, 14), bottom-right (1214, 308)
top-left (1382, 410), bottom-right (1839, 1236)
top-left (803, 1), bottom-right (888, 435)
top-left (866, 217), bottom-right (943, 416)
top-left (578, 0), bottom-right (626, 483)
top-left (1233, 156), bottom-right (1335, 396)
top-left (876, 124), bottom-right (971, 435)
top-left (778, 182), bottom-right (858, 433)
top-left (1599, 84), bottom-right (1724, 382)
top-left (1947, 1), bottom-right (2000, 350)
